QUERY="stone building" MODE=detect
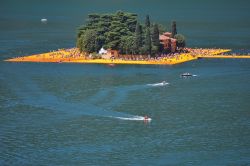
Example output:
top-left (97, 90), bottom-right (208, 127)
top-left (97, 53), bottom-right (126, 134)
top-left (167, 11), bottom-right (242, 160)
top-left (159, 32), bottom-right (177, 52)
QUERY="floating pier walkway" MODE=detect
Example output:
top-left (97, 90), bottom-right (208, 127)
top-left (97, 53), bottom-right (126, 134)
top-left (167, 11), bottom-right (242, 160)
top-left (4, 48), bottom-right (250, 65)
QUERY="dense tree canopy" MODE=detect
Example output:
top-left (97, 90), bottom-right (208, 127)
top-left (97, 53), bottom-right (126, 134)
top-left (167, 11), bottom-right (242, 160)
top-left (77, 11), bottom-right (186, 56)
top-left (77, 11), bottom-right (137, 53)
top-left (152, 24), bottom-right (160, 54)
top-left (145, 28), bottom-right (152, 56)
top-left (134, 22), bottom-right (143, 54)
top-left (77, 29), bottom-right (98, 53)
top-left (174, 34), bottom-right (186, 48)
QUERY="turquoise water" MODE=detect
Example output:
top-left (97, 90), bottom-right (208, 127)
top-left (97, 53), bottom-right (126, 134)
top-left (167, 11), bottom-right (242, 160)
top-left (1, 0), bottom-right (250, 165)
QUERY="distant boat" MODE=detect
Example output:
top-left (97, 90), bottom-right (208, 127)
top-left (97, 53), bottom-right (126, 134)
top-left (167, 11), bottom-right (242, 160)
top-left (41, 18), bottom-right (47, 23)
top-left (181, 73), bottom-right (197, 77)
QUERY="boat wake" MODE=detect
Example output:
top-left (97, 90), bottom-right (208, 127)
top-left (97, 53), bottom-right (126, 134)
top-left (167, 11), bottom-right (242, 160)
top-left (147, 81), bottom-right (169, 87)
top-left (3, 72), bottom-right (153, 123)
top-left (2, 68), bottom-right (163, 123)
top-left (111, 116), bottom-right (152, 121)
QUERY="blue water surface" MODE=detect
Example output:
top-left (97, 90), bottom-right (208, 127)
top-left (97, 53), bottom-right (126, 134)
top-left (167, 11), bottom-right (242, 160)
top-left (1, 0), bottom-right (250, 165)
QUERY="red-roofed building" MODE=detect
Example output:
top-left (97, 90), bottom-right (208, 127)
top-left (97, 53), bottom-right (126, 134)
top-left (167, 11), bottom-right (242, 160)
top-left (159, 32), bottom-right (177, 52)
top-left (163, 32), bottom-right (172, 37)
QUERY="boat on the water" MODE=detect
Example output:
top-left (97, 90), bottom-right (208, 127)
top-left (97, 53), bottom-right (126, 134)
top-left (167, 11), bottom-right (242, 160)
top-left (41, 18), bottom-right (47, 23)
top-left (181, 72), bottom-right (194, 77)
top-left (144, 115), bottom-right (152, 122)
top-left (147, 81), bottom-right (169, 86)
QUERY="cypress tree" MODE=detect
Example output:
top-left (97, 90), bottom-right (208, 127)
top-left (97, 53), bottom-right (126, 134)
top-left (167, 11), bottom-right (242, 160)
top-left (135, 22), bottom-right (143, 54)
top-left (171, 21), bottom-right (177, 38)
top-left (152, 24), bottom-right (160, 47)
top-left (145, 15), bottom-right (150, 28)
top-left (145, 28), bottom-right (152, 56)
top-left (152, 24), bottom-right (160, 55)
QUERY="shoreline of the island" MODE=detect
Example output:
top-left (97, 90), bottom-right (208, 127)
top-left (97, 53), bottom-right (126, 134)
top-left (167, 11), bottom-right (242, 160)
top-left (5, 47), bottom-right (246, 65)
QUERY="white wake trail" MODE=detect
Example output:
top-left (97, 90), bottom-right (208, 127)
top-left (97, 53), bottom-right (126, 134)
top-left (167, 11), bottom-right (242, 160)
top-left (111, 116), bottom-right (152, 121)
top-left (147, 81), bottom-right (169, 87)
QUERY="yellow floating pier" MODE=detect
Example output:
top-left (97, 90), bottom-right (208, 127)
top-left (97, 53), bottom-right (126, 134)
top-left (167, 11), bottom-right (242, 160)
top-left (4, 48), bottom-right (249, 65)
top-left (198, 55), bottom-right (250, 59)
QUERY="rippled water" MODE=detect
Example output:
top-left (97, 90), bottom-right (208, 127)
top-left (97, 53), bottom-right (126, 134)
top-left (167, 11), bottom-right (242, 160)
top-left (1, 60), bottom-right (250, 165)
top-left (1, 0), bottom-right (250, 165)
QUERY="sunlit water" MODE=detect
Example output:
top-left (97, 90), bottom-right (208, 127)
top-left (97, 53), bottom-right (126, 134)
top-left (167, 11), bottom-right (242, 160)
top-left (1, 0), bottom-right (250, 165)
top-left (1, 61), bottom-right (250, 165)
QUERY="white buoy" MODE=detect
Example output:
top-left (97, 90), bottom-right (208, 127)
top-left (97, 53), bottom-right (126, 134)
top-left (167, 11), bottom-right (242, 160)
top-left (41, 18), bottom-right (47, 23)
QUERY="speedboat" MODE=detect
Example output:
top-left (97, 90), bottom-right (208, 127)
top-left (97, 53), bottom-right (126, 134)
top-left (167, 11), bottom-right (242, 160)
top-left (144, 115), bottom-right (152, 122)
top-left (41, 18), bottom-right (47, 23)
top-left (157, 81), bottom-right (168, 86)
top-left (181, 72), bottom-right (193, 77)
top-left (147, 81), bottom-right (169, 86)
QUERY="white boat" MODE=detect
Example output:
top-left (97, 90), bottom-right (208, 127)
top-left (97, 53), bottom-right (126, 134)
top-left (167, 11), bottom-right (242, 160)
top-left (147, 81), bottom-right (169, 87)
top-left (41, 18), bottom-right (47, 23)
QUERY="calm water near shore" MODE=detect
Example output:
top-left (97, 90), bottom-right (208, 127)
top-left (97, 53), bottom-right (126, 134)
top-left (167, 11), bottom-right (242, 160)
top-left (1, 0), bottom-right (250, 165)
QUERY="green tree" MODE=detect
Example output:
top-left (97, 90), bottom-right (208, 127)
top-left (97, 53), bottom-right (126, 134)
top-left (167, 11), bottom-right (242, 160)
top-left (119, 36), bottom-right (136, 54)
top-left (174, 34), bottom-right (186, 48)
top-left (77, 11), bottom-right (137, 52)
top-left (145, 28), bottom-right (152, 56)
top-left (152, 24), bottom-right (160, 55)
top-left (135, 22), bottom-right (143, 54)
top-left (151, 45), bottom-right (159, 56)
top-left (171, 21), bottom-right (177, 38)
top-left (158, 24), bottom-right (167, 34)
top-left (76, 36), bottom-right (83, 52)
top-left (145, 15), bottom-right (150, 28)
top-left (79, 29), bottom-right (98, 53)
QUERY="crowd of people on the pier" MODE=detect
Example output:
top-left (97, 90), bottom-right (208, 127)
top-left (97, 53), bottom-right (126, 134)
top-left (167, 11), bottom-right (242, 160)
top-left (48, 48), bottom-right (85, 59)
top-left (10, 47), bottom-right (234, 63)
top-left (186, 48), bottom-right (230, 56)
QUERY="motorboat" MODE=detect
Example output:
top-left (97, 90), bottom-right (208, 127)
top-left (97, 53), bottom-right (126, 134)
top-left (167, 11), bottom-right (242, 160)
top-left (144, 115), bottom-right (152, 122)
top-left (41, 18), bottom-right (48, 23)
top-left (181, 72), bottom-right (193, 77)
top-left (147, 81), bottom-right (169, 87)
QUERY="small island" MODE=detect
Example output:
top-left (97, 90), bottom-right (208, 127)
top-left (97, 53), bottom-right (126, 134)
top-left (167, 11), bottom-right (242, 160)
top-left (5, 11), bottom-right (250, 65)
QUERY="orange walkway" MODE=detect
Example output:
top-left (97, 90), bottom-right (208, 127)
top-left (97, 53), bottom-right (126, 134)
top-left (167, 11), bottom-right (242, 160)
top-left (5, 48), bottom-right (238, 65)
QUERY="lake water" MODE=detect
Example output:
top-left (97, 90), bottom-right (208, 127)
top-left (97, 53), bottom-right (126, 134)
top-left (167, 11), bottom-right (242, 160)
top-left (1, 0), bottom-right (250, 165)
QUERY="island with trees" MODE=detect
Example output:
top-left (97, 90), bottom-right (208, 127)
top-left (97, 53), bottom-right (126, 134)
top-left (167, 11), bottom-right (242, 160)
top-left (76, 11), bottom-right (186, 58)
top-left (6, 11), bottom-right (246, 65)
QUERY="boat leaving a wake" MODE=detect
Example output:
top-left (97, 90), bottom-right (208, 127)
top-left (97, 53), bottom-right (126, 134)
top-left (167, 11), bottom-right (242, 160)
top-left (147, 81), bottom-right (169, 87)
top-left (112, 116), bottom-right (152, 122)
top-left (180, 73), bottom-right (197, 77)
